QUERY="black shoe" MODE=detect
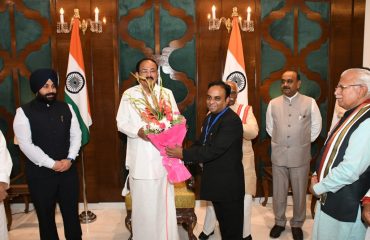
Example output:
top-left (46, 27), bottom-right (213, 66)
top-left (269, 225), bottom-right (285, 238)
top-left (243, 235), bottom-right (252, 240)
top-left (198, 231), bottom-right (214, 240)
top-left (291, 227), bottom-right (303, 240)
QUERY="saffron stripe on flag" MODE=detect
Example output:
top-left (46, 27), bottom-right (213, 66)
top-left (222, 16), bottom-right (248, 105)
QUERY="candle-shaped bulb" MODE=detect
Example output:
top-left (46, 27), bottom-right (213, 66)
top-left (247, 7), bottom-right (251, 22)
top-left (60, 8), bottom-right (64, 23)
top-left (103, 17), bottom-right (106, 24)
top-left (212, 5), bottom-right (216, 19)
top-left (207, 13), bottom-right (211, 20)
top-left (94, 7), bottom-right (99, 22)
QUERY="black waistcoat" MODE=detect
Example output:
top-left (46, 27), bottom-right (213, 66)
top-left (317, 107), bottom-right (370, 222)
top-left (22, 99), bottom-right (72, 178)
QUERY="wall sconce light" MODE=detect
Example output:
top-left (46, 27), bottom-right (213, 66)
top-left (57, 8), bottom-right (106, 34)
top-left (208, 6), bottom-right (254, 33)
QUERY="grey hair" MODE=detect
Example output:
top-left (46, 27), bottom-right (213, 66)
top-left (225, 80), bottom-right (239, 93)
top-left (341, 68), bottom-right (370, 95)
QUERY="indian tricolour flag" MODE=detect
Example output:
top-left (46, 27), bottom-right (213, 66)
top-left (64, 18), bottom-right (92, 146)
top-left (222, 16), bottom-right (248, 105)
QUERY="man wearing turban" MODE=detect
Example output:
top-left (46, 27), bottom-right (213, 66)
top-left (13, 68), bottom-right (82, 240)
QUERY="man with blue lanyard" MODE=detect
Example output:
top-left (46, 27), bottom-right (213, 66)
top-left (166, 81), bottom-right (245, 240)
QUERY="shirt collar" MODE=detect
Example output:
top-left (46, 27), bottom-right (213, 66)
top-left (284, 92), bottom-right (299, 102)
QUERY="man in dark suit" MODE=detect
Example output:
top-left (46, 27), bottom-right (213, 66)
top-left (13, 69), bottom-right (82, 240)
top-left (166, 80), bottom-right (245, 239)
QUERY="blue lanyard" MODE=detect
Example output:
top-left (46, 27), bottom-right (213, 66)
top-left (203, 107), bottom-right (229, 144)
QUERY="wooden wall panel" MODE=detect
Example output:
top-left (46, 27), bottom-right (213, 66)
top-left (196, 0), bottom-right (257, 137)
top-left (328, 0), bottom-right (365, 127)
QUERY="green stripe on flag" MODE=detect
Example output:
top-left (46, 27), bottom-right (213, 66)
top-left (65, 93), bottom-right (90, 145)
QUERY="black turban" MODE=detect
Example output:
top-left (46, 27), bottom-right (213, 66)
top-left (29, 68), bottom-right (58, 94)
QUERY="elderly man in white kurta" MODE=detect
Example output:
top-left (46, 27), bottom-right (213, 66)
top-left (266, 70), bottom-right (322, 240)
top-left (310, 68), bottom-right (370, 240)
top-left (116, 58), bottom-right (179, 240)
top-left (0, 131), bottom-right (12, 240)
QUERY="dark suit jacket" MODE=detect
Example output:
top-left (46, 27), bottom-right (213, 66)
top-left (183, 108), bottom-right (245, 202)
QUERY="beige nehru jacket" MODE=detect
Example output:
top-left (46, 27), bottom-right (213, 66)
top-left (266, 93), bottom-right (322, 168)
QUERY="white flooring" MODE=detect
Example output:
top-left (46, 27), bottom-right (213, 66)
top-left (8, 197), bottom-right (315, 240)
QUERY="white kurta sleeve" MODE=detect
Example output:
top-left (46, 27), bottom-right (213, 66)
top-left (0, 131), bottom-right (12, 186)
top-left (243, 106), bottom-right (259, 140)
top-left (13, 108), bottom-right (55, 169)
top-left (266, 102), bottom-right (273, 137)
top-left (116, 90), bottom-right (145, 138)
top-left (67, 104), bottom-right (82, 160)
top-left (310, 98), bottom-right (322, 142)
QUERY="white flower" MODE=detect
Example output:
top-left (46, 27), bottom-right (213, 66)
top-left (159, 118), bottom-right (171, 130)
top-left (148, 122), bottom-right (161, 133)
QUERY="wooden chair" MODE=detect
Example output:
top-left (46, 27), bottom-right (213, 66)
top-left (124, 179), bottom-right (197, 240)
top-left (4, 145), bottom-right (31, 230)
top-left (4, 183), bottom-right (30, 230)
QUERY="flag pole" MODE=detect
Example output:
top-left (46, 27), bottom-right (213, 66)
top-left (79, 150), bottom-right (96, 223)
top-left (65, 14), bottom-right (94, 223)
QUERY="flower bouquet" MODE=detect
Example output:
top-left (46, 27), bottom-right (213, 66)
top-left (127, 73), bottom-right (191, 183)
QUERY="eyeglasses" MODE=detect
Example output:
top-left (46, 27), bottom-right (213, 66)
top-left (335, 84), bottom-right (364, 91)
top-left (139, 69), bottom-right (157, 75)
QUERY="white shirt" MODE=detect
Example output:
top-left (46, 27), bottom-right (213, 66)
top-left (13, 104), bottom-right (81, 169)
top-left (116, 85), bottom-right (179, 179)
top-left (0, 131), bottom-right (12, 186)
top-left (266, 92), bottom-right (322, 142)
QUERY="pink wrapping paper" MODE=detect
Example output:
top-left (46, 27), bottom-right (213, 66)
top-left (147, 121), bottom-right (191, 183)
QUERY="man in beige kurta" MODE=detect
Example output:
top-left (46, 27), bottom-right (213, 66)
top-left (266, 71), bottom-right (322, 240)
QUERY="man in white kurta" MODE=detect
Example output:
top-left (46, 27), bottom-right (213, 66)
top-left (311, 68), bottom-right (370, 240)
top-left (116, 58), bottom-right (179, 240)
top-left (0, 131), bottom-right (12, 240)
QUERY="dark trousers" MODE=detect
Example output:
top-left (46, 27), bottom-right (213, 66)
top-left (28, 164), bottom-right (82, 240)
top-left (213, 199), bottom-right (244, 240)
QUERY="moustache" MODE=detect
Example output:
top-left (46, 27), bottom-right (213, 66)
top-left (46, 93), bottom-right (56, 97)
top-left (146, 77), bottom-right (154, 81)
top-left (36, 92), bottom-right (56, 103)
top-left (282, 87), bottom-right (290, 90)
